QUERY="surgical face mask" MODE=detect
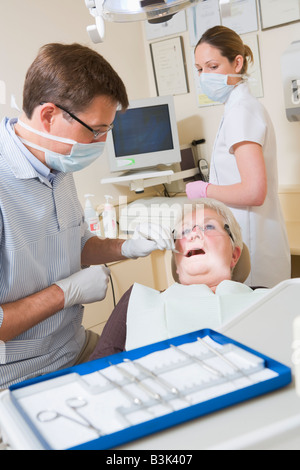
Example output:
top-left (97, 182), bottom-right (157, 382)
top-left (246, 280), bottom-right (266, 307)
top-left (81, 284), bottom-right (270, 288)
top-left (17, 119), bottom-right (105, 173)
top-left (199, 73), bottom-right (243, 104)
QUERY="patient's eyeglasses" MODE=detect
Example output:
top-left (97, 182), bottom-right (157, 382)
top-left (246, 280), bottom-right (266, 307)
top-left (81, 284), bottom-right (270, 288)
top-left (40, 102), bottom-right (114, 139)
top-left (172, 221), bottom-right (234, 242)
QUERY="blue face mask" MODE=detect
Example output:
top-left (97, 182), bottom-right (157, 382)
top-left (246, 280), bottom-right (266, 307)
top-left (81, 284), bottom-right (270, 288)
top-left (17, 119), bottom-right (105, 173)
top-left (199, 73), bottom-right (243, 104)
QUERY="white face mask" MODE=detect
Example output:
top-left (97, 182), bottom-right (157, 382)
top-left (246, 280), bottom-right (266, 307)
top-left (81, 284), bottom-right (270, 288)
top-left (199, 73), bottom-right (243, 103)
top-left (17, 119), bottom-right (105, 173)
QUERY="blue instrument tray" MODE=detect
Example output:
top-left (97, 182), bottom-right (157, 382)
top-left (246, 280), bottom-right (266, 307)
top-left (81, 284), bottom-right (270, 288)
top-left (8, 329), bottom-right (292, 450)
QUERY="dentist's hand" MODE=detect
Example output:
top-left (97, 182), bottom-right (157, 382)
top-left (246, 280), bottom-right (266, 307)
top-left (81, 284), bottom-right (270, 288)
top-left (54, 265), bottom-right (110, 308)
top-left (121, 223), bottom-right (175, 259)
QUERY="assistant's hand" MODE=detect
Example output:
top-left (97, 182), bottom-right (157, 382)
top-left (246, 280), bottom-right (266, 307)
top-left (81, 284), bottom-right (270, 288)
top-left (186, 181), bottom-right (210, 199)
top-left (54, 265), bottom-right (110, 308)
top-left (121, 223), bottom-right (175, 259)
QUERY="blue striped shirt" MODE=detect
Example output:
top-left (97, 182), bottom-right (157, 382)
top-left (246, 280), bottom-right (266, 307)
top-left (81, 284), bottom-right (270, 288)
top-left (0, 117), bottom-right (94, 388)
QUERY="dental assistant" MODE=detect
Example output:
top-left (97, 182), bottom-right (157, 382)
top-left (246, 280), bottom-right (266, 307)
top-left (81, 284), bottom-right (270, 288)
top-left (0, 43), bottom-right (172, 389)
top-left (186, 26), bottom-right (290, 288)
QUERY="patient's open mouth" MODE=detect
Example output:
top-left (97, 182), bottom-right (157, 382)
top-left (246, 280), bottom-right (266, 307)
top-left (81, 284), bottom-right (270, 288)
top-left (186, 249), bottom-right (205, 257)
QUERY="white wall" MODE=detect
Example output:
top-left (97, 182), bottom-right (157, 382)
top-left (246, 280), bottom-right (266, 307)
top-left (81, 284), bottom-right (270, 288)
top-left (1, 1), bottom-right (300, 213)
top-left (142, 8), bottom-right (300, 187)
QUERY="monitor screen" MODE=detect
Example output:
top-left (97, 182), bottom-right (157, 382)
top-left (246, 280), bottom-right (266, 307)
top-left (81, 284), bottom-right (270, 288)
top-left (106, 95), bottom-right (181, 173)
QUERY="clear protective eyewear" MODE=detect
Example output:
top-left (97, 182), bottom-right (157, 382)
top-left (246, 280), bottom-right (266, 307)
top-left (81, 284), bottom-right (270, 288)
top-left (172, 220), bottom-right (234, 242)
top-left (40, 102), bottom-right (114, 139)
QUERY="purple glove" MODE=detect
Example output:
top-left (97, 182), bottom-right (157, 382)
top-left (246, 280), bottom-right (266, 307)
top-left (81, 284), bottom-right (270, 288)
top-left (186, 181), bottom-right (210, 199)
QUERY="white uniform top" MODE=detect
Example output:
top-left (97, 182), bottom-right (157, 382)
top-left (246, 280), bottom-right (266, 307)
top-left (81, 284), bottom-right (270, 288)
top-left (209, 82), bottom-right (291, 288)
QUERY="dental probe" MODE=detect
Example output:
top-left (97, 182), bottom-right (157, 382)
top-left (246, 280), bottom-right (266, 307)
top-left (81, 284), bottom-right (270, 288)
top-left (196, 337), bottom-right (255, 383)
top-left (170, 344), bottom-right (223, 377)
top-left (124, 358), bottom-right (179, 395)
top-left (124, 359), bottom-right (192, 405)
top-left (97, 370), bottom-right (142, 406)
top-left (135, 229), bottom-right (184, 255)
top-left (110, 362), bottom-right (161, 400)
top-left (172, 249), bottom-right (185, 255)
top-left (197, 337), bottom-right (240, 372)
top-left (110, 362), bottom-right (174, 410)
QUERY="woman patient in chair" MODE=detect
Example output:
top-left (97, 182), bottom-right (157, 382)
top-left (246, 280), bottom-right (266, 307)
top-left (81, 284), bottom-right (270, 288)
top-left (90, 198), bottom-right (267, 361)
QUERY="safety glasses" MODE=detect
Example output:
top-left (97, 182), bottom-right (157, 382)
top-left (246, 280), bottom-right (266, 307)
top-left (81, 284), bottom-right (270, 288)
top-left (40, 102), bottom-right (113, 139)
top-left (55, 104), bottom-right (114, 139)
top-left (173, 220), bottom-right (234, 242)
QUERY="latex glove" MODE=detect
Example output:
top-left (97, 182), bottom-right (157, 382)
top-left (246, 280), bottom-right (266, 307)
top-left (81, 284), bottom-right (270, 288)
top-left (54, 265), bottom-right (110, 308)
top-left (186, 181), bottom-right (210, 199)
top-left (121, 223), bottom-right (175, 259)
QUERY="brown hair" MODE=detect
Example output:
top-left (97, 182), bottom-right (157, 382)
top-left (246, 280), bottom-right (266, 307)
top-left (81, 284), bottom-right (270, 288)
top-left (23, 43), bottom-right (129, 118)
top-left (195, 25), bottom-right (253, 75)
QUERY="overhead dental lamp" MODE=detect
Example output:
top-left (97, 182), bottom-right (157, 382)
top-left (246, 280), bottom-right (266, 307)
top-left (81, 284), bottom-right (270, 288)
top-left (85, 0), bottom-right (202, 42)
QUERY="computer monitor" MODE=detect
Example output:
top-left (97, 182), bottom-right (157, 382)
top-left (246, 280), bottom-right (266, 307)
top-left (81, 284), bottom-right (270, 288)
top-left (106, 95), bottom-right (181, 173)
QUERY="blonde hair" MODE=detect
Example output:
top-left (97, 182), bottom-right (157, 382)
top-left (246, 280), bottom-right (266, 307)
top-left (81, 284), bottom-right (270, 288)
top-left (195, 25), bottom-right (253, 75)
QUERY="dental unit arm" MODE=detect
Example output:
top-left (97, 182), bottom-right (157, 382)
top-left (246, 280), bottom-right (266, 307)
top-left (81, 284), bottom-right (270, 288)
top-left (84, 0), bottom-right (202, 43)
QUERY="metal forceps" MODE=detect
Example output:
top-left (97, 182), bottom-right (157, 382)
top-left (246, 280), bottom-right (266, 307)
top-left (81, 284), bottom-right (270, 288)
top-left (36, 397), bottom-right (103, 436)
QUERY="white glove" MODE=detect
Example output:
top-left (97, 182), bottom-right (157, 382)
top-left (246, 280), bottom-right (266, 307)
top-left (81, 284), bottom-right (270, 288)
top-left (121, 223), bottom-right (175, 259)
top-left (54, 265), bottom-right (110, 308)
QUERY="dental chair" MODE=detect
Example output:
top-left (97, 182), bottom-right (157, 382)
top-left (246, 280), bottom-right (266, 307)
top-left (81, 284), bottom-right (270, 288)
top-left (171, 242), bottom-right (251, 284)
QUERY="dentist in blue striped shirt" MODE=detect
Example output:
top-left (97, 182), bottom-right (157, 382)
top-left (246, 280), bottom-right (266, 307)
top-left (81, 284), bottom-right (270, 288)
top-left (0, 43), bottom-right (173, 389)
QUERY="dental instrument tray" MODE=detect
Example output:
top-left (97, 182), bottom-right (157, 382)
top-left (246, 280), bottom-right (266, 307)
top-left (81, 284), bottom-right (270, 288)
top-left (2, 329), bottom-right (292, 450)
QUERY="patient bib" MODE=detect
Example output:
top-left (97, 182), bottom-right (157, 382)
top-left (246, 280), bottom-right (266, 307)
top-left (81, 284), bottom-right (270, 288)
top-left (125, 281), bottom-right (267, 351)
